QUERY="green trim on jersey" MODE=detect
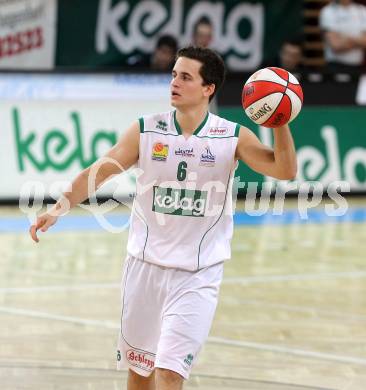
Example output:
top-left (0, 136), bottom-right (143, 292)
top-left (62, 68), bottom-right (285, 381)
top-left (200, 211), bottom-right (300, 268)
top-left (144, 130), bottom-right (180, 137)
top-left (197, 171), bottom-right (232, 269)
top-left (142, 224), bottom-right (149, 261)
top-left (195, 135), bottom-right (238, 139)
top-left (173, 110), bottom-right (209, 136)
top-left (234, 123), bottom-right (240, 137)
top-left (144, 130), bottom-right (237, 139)
top-left (139, 117), bottom-right (144, 133)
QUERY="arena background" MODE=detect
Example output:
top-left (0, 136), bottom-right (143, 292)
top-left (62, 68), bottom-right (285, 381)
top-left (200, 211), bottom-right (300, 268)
top-left (0, 1), bottom-right (365, 389)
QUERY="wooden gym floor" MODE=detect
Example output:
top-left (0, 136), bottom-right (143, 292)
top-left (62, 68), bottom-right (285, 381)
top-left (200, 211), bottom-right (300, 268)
top-left (0, 199), bottom-right (365, 390)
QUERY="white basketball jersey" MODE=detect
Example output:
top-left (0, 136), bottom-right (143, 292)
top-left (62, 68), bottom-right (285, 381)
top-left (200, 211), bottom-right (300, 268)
top-left (127, 110), bottom-right (240, 271)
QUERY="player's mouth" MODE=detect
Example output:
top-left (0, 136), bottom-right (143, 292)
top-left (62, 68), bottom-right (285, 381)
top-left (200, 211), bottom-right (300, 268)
top-left (171, 91), bottom-right (181, 98)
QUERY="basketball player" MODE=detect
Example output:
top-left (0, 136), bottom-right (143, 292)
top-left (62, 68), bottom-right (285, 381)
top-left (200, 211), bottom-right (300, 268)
top-left (29, 47), bottom-right (297, 390)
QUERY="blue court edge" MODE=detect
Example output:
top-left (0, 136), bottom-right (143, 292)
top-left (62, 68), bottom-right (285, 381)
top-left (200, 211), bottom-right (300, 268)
top-left (0, 208), bottom-right (365, 233)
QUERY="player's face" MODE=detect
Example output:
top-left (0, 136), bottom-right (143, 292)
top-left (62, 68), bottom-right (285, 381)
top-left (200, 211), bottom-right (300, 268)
top-left (170, 57), bottom-right (212, 108)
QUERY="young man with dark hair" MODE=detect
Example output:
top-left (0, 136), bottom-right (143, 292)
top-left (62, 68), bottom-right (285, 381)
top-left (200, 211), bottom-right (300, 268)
top-left (30, 46), bottom-right (297, 390)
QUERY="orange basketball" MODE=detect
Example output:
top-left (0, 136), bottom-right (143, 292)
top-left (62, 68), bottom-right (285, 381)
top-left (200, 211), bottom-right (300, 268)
top-left (242, 67), bottom-right (303, 128)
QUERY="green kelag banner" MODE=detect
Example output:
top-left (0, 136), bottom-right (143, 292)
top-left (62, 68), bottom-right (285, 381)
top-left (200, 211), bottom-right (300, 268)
top-left (56, 0), bottom-right (302, 71)
top-left (220, 107), bottom-right (366, 192)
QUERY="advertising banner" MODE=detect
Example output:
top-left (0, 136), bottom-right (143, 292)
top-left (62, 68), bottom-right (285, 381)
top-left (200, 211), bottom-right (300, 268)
top-left (0, 0), bottom-right (57, 69)
top-left (56, 0), bottom-right (302, 71)
top-left (1, 73), bottom-right (365, 201)
top-left (0, 73), bottom-right (171, 200)
top-left (221, 107), bottom-right (366, 192)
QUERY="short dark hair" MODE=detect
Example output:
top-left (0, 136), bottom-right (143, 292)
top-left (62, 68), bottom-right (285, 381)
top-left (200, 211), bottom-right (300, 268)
top-left (193, 16), bottom-right (212, 34)
top-left (156, 34), bottom-right (178, 53)
top-left (176, 46), bottom-right (226, 102)
top-left (283, 34), bottom-right (304, 48)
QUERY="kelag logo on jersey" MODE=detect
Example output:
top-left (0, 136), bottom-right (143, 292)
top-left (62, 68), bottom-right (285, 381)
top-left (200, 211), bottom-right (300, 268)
top-left (152, 186), bottom-right (207, 217)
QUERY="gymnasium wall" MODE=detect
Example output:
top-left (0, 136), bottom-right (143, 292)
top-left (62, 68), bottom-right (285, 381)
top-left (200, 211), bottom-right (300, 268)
top-left (0, 72), bottom-right (365, 201)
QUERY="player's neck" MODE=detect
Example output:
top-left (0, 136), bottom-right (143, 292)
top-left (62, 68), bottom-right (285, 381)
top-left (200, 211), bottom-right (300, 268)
top-left (175, 105), bottom-right (209, 136)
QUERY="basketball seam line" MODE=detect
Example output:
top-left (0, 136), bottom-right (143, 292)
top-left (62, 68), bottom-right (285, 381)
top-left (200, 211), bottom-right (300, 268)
top-left (262, 96), bottom-right (285, 127)
top-left (244, 91), bottom-right (286, 110)
top-left (267, 67), bottom-right (289, 83)
top-left (249, 78), bottom-right (301, 99)
top-left (263, 75), bottom-right (291, 127)
top-left (286, 84), bottom-right (303, 102)
top-left (284, 78), bottom-right (294, 124)
top-left (267, 67), bottom-right (301, 111)
top-left (247, 79), bottom-right (287, 89)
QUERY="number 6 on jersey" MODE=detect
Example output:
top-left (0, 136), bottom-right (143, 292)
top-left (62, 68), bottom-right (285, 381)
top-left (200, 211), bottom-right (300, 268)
top-left (177, 161), bottom-right (187, 181)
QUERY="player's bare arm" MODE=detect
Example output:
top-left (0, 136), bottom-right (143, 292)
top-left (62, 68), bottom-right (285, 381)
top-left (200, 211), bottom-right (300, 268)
top-left (235, 124), bottom-right (297, 180)
top-left (29, 121), bottom-right (140, 243)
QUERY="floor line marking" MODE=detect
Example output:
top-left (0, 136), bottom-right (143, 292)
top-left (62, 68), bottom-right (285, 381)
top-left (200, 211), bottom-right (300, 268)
top-left (222, 270), bottom-right (366, 285)
top-left (0, 306), bottom-right (119, 329)
top-left (2, 305), bottom-right (366, 369)
top-left (0, 283), bottom-right (119, 294)
top-left (2, 269), bottom-right (366, 293)
top-left (0, 363), bottom-right (335, 390)
top-left (208, 336), bottom-right (366, 366)
top-left (221, 298), bottom-right (366, 322)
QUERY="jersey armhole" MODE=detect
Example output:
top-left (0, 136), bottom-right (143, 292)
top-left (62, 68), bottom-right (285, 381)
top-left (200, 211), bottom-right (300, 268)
top-left (234, 123), bottom-right (240, 137)
top-left (139, 117), bottom-right (144, 133)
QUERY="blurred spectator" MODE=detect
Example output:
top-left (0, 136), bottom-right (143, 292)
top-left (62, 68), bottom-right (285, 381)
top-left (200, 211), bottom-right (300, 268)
top-left (261, 36), bottom-right (304, 78)
top-left (128, 34), bottom-right (178, 71)
top-left (278, 37), bottom-right (304, 73)
top-left (190, 17), bottom-right (218, 112)
top-left (192, 17), bottom-right (213, 48)
top-left (320, 0), bottom-right (366, 73)
top-left (150, 35), bottom-right (178, 71)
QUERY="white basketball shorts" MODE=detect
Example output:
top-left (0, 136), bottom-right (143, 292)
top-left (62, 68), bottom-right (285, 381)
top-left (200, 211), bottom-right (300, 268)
top-left (116, 255), bottom-right (224, 379)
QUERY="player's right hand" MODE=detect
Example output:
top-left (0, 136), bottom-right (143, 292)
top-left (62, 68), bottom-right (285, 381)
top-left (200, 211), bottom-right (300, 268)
top-left (29, 213), bottom-right (58, 243)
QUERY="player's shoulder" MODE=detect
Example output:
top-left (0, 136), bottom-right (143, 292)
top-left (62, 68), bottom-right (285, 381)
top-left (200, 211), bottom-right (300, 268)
top-left (199, 112), bottom-right (241, 138)
top-left (139, 110), bottom-right (174, 135)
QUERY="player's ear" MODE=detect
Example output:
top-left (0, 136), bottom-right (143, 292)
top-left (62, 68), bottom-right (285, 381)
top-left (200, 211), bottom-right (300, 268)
top-left (203, 83), bottom-right (215, 99)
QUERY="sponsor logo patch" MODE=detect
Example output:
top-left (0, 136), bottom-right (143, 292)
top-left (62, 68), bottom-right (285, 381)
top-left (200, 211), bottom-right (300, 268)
top-left (152, 186), bottom-right (207, 217)
top-left (200, 146), bottom-right (216, 167)
top-left (175, 147), bottom-right (194, 158)
top-left (152, 142), bottom-right (169, 161)
top-left (184, 353), bottom-right (194, 366)
top-left (156, 120), bottom-right (168, 131)
top-left (245, 85), bottom-right (254, 96)
top-left (126, 349), bottom-right (155, 372)
top-left (271, 112), bottom-right (285, 126)
top-left (208, 127), bottom-right (228, 136)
